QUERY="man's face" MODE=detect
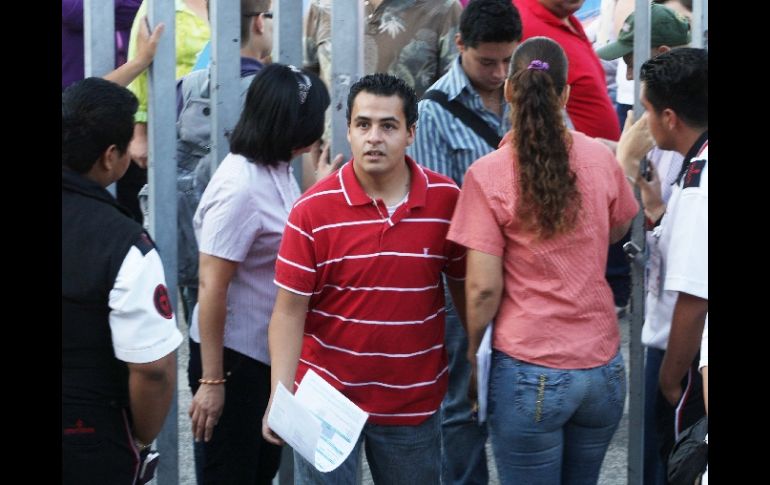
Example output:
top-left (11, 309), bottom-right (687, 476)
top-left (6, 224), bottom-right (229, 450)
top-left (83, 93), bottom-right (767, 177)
top-left (458, 39), bottom-right (517, 94)
top-left (640, 83), bottom-right (671, 151)
top-left (262, 3), bottom-right (274, 56)
top-left (347, 92), bottom-right (415, 179)
top-left (538, 0), bottom-right (586, 19)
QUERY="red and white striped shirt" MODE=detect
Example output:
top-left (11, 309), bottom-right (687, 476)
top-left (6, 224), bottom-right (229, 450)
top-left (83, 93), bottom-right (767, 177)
top-left (275, 156), bottom-right (465, 425)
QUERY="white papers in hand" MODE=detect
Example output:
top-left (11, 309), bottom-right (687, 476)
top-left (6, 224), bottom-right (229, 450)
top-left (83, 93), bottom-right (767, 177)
top-left (476, 323), bottom-right (493, 423)
top-left (267, 369), bottom-right (369, 472)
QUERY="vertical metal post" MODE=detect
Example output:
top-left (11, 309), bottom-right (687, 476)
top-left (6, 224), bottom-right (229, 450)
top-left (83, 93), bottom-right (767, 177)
top-left (627, 2), bottom-right (651, 484)
top-left (275, 0), bottom-right (306, 187)
top-left (145, 1), bottom-right (178, 483)
top-left (331, 0), bottom-right (364, 161)
top-left (84, 0), bottom-right (117, 195)
top-left (330, 5), bottom-right (365, 481)
top-left (272, 3), bottom-right (304, 482)
top-left (83, 0), bottom-right (115, 78)
top-left (691, 0), bottom-right (708, 49)
top-left (210, 0), bottom-right (241, 171)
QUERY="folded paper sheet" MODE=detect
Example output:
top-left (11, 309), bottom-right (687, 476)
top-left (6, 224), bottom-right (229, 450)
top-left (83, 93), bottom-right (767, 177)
top-left (476, 323), bottom-right (493, 423)
top-left (268, 369), bottom-right (369, 472)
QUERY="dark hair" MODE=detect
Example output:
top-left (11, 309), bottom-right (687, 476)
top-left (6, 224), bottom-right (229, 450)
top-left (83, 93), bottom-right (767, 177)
top-left (230, 63), bottom-right (330, 166)
top-left (640, 47), bottom-right (707, 129)
top-left (508, 36), bottom-right (580, 239)
top-left (460, 0), bottom-right (522, 48)
top-left (241, 0), bottom-right (270, 45)
top-left (62, 77), bottom-right (138, 174)
top-left (346, 73), bottom-right (418, 128)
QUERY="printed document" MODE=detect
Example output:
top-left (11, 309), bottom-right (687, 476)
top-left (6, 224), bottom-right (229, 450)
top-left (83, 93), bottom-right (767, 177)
top-left (267, 369), bottom-right (368, 472)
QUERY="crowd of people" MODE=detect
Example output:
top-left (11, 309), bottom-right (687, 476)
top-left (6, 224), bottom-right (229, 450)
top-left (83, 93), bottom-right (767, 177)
top-left (62, 1), bottom-right (708, 484)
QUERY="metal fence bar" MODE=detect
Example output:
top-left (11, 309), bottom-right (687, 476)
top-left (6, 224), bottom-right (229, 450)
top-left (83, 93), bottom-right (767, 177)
top-left (627, 2), bottom-right (652, 484)
top-left (83, 0), bottom-right (115, 78)
top-left (210, 0), bottom-right (241, 172)
top-left (272, 2), bottom-right (305, 482)
top-left (691, 0), bottom-right (708, 49)
top-left (330, 0), bottom-right (364, 161)
top-left (144, 1), bottom-right (178, 482)
top-left (84, 0), bottom-right (117, 195)
top-left (274, 0), bottom-right (306, 188)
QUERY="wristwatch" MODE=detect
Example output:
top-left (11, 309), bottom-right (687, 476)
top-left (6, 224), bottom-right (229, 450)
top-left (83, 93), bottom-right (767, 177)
top-left (134, 438), bottom-right (152, 452)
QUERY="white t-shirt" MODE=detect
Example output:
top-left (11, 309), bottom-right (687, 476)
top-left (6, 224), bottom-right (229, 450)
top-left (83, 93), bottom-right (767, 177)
top-left (615, 57), bottom-right (635, 106)
top-left (664, 146), bottom-right (708, 299)
top-left (642, 143), bottom-right (708, 349)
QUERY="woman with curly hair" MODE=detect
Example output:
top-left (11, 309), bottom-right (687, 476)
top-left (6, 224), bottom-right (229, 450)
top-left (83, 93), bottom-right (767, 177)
top-left (447, 36), bottom-right (639, 484)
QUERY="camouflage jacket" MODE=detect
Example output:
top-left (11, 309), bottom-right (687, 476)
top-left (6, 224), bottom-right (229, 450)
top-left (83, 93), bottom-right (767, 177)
top-left (304, 0), bottom-right (462, 98)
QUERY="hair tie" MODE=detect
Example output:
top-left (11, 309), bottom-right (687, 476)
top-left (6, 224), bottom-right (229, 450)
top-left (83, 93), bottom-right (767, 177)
top-left (288, 64), bottom-right (312, 105)
top-left (527, 60), bottom-right (550, 71)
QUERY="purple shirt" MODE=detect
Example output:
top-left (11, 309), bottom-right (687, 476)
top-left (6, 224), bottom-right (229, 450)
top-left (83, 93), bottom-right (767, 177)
top-left (62, 0), bottom-right (142, 90)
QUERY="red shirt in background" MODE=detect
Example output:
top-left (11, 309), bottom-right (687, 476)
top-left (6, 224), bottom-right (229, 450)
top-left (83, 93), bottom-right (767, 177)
top-left (513, 0), bottom-right (621, 141)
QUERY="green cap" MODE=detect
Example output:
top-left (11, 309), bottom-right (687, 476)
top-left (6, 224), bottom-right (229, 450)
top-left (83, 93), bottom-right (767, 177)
top-left (596, 3), bottom-right (691, 61)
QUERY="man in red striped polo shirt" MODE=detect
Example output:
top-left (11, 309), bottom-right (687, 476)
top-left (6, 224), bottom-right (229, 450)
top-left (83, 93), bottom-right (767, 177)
top-left (263, 73), bottom-right (466, 483)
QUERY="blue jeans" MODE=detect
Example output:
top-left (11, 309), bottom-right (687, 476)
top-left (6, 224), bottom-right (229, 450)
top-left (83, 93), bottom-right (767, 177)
top-left (440, 284), bottom-right (488, 485)
top-left (293, 412), bottom-right (440, 485)
top-left (488, 350), bottom-right (625, 485)
top-left (643, 347), bottom-right (666, 485)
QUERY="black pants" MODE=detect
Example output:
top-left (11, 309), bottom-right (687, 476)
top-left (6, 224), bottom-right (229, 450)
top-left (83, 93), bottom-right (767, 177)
top-left (606, 232), bottom-right (632, 307)
top-left (188, 340), bottom-right (282, 484)
top-left (62, 403), bottom-right (138, 485)
top-left (655, 355), bottom-right (705, 471)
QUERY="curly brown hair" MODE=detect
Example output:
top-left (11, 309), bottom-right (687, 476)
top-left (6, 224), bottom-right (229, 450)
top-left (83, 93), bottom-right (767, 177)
top-left (508, 37), bottom-right (581, 239)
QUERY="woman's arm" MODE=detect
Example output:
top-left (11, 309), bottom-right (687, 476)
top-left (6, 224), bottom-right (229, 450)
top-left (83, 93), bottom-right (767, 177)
top-left (104, 19), bottom-right (164, 87)
top-left (188, 253), bottom-right (238, 443)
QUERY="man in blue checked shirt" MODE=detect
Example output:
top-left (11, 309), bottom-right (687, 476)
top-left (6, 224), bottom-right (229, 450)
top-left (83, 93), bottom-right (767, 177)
top-left (406, 1), bottom-right (522, 484)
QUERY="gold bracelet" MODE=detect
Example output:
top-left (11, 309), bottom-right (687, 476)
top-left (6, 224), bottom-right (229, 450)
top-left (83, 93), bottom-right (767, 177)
top-left (198, 378), bottom-right (227, 385)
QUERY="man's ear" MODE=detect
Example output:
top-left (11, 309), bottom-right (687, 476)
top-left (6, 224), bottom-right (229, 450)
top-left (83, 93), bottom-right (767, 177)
top-left (504, 79), bottom-right (513, 103)
top-left (406, 124), bottom-right (416, 147)
top-left (662, 108), bottom-right (678, 131)
top-left (455, 33), bottom-right (464, 54)
top-left (101, 144), bottom-right (121, 173)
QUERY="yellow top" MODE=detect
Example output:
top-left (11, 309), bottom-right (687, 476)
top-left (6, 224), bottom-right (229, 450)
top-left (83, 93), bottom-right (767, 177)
top-left (126, 0), bottom-right (210, 123)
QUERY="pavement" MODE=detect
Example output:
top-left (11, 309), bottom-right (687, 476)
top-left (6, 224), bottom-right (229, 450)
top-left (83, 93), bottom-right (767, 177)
top-left (174, 312), bottom-right (633, 485)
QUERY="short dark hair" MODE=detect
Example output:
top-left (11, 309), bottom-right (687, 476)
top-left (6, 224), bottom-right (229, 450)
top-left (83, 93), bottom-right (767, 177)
top-left (640, 47), bottom-right (707, 129)
top-left (346, 73), bottom-right (418, 128)
top-left (62, 77), bottom-right (138, 173)
top-left (230, 63), bottom-right (330, 166)
top-left (460, 0), bottom-right (522, 48)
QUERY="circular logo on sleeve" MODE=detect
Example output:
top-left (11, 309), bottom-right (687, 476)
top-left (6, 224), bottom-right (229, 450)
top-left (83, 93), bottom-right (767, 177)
top-left (153, 285), bottom-right (173, 319)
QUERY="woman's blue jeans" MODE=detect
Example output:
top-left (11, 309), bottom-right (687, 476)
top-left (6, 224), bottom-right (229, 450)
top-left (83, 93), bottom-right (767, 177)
top-left (488, 350), bottom-right (626, 485)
